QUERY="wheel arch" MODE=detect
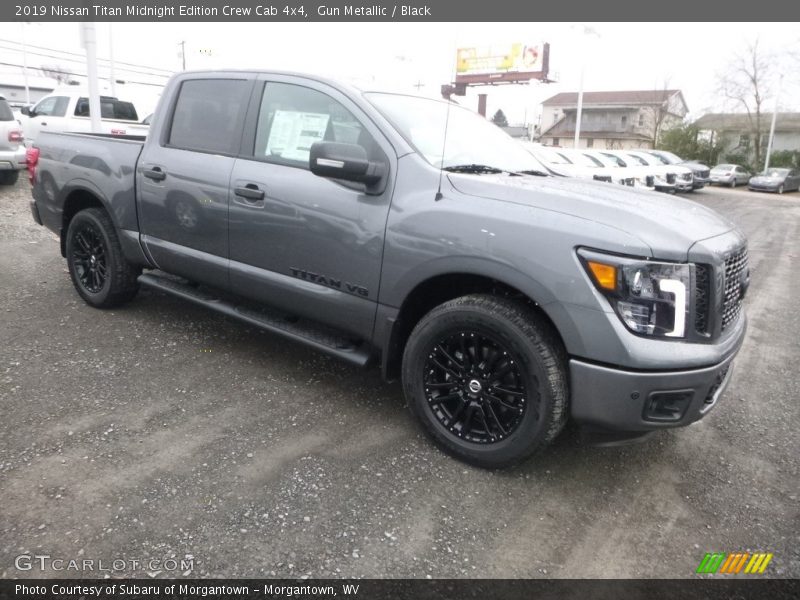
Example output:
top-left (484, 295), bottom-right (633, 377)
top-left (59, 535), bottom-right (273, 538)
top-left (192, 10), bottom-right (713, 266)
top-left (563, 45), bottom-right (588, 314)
top-left (379, 269), bottom-right (566, 381)
top-left (59, 182), bottom-right (112, 257)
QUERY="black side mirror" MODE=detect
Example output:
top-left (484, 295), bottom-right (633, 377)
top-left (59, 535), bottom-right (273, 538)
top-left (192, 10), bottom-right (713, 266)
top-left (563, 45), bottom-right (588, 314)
top-left (21, 106), bottom-right (33, 117)
top-left (309, 142), bottom-right (384, 187)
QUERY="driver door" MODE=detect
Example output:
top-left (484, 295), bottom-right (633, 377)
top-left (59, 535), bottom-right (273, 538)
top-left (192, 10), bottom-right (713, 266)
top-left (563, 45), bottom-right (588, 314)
top-left (227, 76), bottom-right (395, 340)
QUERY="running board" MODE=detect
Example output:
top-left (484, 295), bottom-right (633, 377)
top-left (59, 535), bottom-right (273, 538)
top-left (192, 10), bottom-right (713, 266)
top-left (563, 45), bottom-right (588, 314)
top-left (137, 272), bottom-right (373, 367)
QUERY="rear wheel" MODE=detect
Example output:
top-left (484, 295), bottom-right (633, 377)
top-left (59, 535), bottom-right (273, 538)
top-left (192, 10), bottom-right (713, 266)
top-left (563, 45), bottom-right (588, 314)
top-left (402, 294), bottom-right (568, 468)
top-left (66, 208), bottom-right (141, 308)
top-left (729, 179), bottom-right (736, 188)
top-left (0, 170), bottom-right (19, 186)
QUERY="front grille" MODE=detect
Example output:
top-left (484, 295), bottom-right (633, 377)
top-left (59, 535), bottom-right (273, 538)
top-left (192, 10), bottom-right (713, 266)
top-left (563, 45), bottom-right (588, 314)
top-left (721, 246), bottom-right (748, 331)
top-left (694, 264), bottom-right (710, 334)
top-left (666, 173), bottom-right (676, 184)
top-left (698, 169), bottom-right (710, 179)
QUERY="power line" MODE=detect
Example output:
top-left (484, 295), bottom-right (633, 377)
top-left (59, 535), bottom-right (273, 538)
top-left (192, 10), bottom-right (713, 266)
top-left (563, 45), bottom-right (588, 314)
top-left (0, 37), bottom-right (175, 75)
top-left (0, 61), bottom-right (167, 88)
top-left (0, 44), bottom-right (171, 80)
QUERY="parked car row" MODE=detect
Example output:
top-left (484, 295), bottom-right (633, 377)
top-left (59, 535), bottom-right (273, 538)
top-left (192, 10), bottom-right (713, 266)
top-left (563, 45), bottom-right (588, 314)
top-left (520, 143), bottom-right (705, 195)
top-left (707, 163), bottom-right (800, 194)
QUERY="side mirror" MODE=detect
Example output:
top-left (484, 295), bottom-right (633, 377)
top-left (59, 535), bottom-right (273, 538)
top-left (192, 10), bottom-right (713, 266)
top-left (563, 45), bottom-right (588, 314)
top-left (309, 142), bottom-right (384, 187)
top-left (21, 106), bottom-right (33, 117)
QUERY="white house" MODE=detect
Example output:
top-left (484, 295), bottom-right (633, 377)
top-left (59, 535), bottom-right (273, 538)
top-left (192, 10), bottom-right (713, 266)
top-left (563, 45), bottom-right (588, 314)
top-left (693, 112), bottom-right (800, 161)
top-left (539, 89), bottom-right (688, 150)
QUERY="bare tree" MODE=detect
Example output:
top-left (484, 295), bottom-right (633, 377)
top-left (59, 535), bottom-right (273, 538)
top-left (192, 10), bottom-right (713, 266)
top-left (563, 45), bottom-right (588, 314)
top-left (717, 39), bottom-right (774, 169)
top-left (642, 79), bottom-right (675, 149)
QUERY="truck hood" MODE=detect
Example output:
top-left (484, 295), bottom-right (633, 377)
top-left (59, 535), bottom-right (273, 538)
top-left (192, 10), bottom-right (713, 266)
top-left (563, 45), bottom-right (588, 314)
top-left (448, 173), bottom-right (736, 259)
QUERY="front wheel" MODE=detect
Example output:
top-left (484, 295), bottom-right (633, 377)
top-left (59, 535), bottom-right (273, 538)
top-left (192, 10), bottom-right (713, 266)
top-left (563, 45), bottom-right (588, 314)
top-left (402, 294), bottom-right (568, 468)
top-left (777, 185), bottom-right (784, 195)
top-left (66, 208), bottom-right (141, 308)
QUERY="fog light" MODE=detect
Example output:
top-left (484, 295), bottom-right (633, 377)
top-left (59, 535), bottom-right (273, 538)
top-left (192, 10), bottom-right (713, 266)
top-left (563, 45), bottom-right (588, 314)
top-left (643, 390), bottom-right (693, 422)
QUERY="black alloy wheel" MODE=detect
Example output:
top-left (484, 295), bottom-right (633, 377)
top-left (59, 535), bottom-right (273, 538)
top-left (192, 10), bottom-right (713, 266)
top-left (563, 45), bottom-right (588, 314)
top-left (422, 330), bottom-right (530, 444)
top-left (71, 223), bottom-right (108, 294)
top-left (402, 294), bottom-right (568, 468)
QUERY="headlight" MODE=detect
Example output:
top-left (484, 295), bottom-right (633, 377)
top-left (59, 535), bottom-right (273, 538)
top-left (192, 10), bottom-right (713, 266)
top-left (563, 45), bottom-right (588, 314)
top-left (578, 248), bottom-right (691, 338)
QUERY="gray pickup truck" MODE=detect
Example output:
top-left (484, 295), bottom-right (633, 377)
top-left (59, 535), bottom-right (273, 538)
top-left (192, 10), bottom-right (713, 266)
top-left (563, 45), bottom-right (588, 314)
top-left (29, 70), bottom-right (749, 468)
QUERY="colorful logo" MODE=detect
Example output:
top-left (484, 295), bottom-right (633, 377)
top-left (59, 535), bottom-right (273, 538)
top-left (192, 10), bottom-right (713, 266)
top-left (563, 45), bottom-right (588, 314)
top-left (696, 552), bottom-right (773, 574)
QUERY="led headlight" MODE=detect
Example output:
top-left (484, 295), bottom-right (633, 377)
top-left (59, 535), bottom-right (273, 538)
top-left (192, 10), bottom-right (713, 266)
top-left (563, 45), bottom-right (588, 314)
top-left (578, 248), bottom-right (691, 338)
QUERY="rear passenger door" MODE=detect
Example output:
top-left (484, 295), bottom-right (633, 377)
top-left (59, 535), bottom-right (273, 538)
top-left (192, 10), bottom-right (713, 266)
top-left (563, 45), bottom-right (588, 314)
top-left (227, 76), bottom-right (395, 340)
top-left (137, 76), bottom-right (254, 289)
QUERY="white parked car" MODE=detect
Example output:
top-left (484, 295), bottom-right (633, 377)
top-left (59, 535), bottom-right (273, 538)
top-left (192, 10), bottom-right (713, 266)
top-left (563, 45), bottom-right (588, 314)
top-left (521, 143), bottom-right (620, 183)
top-left (21, 90), bottom-right (149, 146)
top-left (600, 150), bottom-right (679, 194)
top-left (625, 150), bottom-right (694, 193)
top-left (579, 150), bottom-right (654, 191)
top-left (0, 95), bottom-right (26, 185)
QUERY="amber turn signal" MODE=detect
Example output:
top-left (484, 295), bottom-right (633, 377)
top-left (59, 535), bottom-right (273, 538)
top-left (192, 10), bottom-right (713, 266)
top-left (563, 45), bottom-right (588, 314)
top-left (587, 261), bottom-right (617, 291)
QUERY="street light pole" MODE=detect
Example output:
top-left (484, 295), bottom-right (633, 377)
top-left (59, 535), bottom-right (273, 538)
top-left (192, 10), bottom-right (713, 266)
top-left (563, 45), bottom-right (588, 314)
top-left (574, 65), bottom-right (584, 148)
top-left (108, 23), bottom-right (117, 96)
top-left (763, 74), bottom-right (783, 173)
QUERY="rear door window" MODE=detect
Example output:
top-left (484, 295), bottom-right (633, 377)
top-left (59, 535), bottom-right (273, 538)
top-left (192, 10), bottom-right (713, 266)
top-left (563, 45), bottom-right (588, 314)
top-left (75, 97), bottom-right (139, 121)
top-left (167, 79), bottom-right (250, 155)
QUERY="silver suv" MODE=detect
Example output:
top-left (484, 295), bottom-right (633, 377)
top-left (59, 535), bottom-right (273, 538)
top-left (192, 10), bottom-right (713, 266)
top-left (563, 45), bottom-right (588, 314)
top-left (0, 95), bottom-right (26, 186)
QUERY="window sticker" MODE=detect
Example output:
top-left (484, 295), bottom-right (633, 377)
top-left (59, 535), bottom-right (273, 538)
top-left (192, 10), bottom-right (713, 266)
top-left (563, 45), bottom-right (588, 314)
top-left (266, 110), bottom-right (330, 162)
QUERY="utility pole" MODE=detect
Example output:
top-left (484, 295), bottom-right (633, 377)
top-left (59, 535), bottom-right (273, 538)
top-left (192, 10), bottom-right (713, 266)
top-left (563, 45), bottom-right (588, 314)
top-left (764, 74), bottom-right (783, 173)
top-left (80, 23), bottom-right (102, 133)
top-left (179, 41), bottom-right (186, 70)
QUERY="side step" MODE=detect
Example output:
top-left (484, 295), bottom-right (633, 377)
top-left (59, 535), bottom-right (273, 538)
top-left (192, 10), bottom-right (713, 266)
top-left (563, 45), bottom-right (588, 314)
top-left (137, 272), bottom-right (373, 367)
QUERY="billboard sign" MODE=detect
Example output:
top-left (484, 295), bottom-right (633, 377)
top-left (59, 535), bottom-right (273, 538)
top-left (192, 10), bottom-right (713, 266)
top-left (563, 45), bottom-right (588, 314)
top-left (455, 43), bottom-right (549, 85)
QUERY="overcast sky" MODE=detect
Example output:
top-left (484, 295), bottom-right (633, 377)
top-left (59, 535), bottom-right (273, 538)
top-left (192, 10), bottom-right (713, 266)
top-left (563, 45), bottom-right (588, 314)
top-left (2, 22), bottom-right (798, 122)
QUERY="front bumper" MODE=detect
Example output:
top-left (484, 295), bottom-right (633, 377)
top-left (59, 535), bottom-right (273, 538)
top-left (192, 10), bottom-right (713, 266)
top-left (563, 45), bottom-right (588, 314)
top-left (748, 182), bottom-right (780, 192)
top-left (570, 351), bottom-right (737, 432)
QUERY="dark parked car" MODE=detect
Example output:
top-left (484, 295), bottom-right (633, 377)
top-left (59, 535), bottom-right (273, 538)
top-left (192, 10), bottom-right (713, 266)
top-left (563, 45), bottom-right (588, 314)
top-left (710, 164), bottom-right (751, 187)
top-left (748, 168), bottom-right (800, 194)
top-left (647, 150), bottom-right (710, 190)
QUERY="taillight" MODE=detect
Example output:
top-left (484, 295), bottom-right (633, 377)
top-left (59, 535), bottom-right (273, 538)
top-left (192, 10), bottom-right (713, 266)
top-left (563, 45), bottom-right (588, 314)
top-left (8, 130), bottom-right (24, 143)
top-left (26, 147), bottom-right (40, 186)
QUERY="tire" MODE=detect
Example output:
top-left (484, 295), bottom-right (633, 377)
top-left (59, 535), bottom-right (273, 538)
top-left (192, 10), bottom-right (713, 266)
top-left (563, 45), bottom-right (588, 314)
top-left (0, 170), bottom-right (19, 186)
top-left (777, 185), bottom-right (784, 195)
top-left (402, 294), bottom-right (568, 468)
top-left (729, 179), bottom-right (736, 188)
top-left (65, 208), bottom-right (140, 308)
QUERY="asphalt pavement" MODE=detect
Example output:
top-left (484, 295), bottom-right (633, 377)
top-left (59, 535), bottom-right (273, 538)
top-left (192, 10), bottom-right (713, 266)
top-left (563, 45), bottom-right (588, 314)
top-left (1, 178), bottom-right (798, 579)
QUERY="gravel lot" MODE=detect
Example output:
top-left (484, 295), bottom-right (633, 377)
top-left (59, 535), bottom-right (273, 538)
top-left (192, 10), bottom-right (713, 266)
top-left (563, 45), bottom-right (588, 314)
top-left (1, 178), bottom-right (798, 579)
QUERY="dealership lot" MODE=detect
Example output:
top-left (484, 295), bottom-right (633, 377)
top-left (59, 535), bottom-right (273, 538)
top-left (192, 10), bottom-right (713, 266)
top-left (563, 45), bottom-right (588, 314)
top-left (1, 180), bottom-right (798, 578)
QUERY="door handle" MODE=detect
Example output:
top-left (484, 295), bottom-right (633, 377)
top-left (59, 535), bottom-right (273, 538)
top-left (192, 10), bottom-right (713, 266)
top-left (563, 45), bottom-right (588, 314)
top-left (143, 167), bottom-right (166, 181)
top-left (234, 184), bottom-right (265, 201)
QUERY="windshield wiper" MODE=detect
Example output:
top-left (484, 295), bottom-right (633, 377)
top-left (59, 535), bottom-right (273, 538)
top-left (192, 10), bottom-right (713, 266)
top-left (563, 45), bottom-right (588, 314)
top-left (442, 164), bottom-right (505, 174)
top-left (517, 169), bottom-right (549, 177)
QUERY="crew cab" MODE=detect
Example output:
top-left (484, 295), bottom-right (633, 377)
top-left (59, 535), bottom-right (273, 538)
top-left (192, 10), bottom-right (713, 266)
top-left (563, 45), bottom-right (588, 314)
top-left (28, 71), bottom-right (749, 468)
top-left (21, 89), bottom-right (149, 147)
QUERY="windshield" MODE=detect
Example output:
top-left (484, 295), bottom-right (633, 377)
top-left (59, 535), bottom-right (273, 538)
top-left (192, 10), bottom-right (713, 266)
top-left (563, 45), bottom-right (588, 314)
top-left (585, 152), bottom-right (620, 168)
top-left (365, 92), bottom-right (547, 173)
top-left (623, 153), bottom-right (650, 166)
top-left (526, 146), bottom-right (573, 165)
top-left (654, 151), bottom-right (682, 164)
top-left (566, 152), bottom-right (604, 168)
top-left (762, 169), bottom-right (789, 177)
